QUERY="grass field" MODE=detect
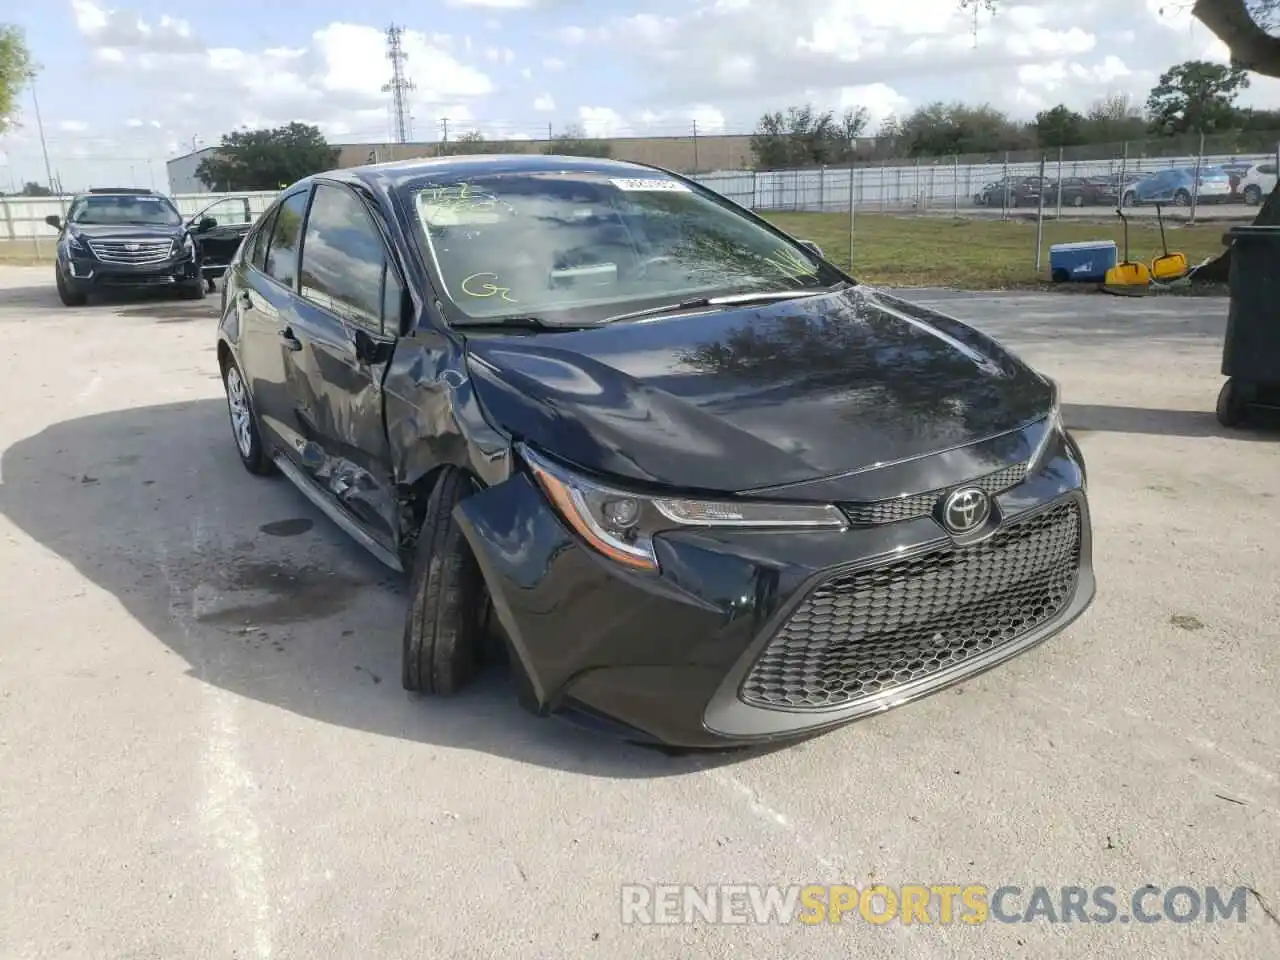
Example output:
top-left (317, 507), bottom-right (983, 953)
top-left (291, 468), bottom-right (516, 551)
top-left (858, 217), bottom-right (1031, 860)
top-left (0, 212), bottom-right (1234, 289)
top-left (764, 212), bottom-right (1232, 289)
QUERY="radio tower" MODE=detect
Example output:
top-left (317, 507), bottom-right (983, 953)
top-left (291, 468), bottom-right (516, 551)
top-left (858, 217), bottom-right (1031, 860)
top-left (383, 25), bottom-right (415, 143)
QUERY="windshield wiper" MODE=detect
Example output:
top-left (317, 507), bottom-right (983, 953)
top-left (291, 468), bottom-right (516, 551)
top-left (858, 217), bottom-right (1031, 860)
top-left (601, 282), bottom-right (850, 325)
top-left (451, 315), bottom-right (591, 331)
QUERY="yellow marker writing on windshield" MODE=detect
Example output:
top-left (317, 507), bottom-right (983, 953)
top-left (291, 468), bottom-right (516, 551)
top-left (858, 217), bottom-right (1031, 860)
top-left (763, 246), bottom-right (816, 279)
top-left (461, 272), bottom-right (518, 302)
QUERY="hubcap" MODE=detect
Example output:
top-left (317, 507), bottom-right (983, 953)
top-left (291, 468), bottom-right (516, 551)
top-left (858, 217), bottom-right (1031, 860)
top-left (225, 366), bottom-right (253, 458)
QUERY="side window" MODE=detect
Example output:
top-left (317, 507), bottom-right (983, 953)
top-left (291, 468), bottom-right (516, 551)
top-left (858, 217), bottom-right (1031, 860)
top-left (299, 183), bottom-right (395, 332)
top-left (264, 190), bottom-right (309, 289)
top-left (381, 263), bottom-right (404, 331)
top-left (1260, 164), bottom-right (1277, 176)
top-left (248, 209), bottom-right (277, 272)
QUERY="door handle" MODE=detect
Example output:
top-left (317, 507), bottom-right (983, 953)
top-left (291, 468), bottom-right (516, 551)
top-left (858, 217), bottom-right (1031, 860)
top-left (279, 328), bottom-right (302, 352)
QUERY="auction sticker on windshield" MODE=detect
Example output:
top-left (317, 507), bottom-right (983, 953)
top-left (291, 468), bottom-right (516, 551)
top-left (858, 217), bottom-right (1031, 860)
top-left (609, 178), bottom-right (690, 192)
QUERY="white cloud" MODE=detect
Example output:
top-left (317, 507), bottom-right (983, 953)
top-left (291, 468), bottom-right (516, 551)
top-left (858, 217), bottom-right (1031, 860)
top-left (533, 94), bottom-right (555, 112)
top-left (542, 56), bottom-right (566, 71)
top-left (578, 106), bottom-right (627, 137)
top-left (520, 67), bottom-right (533, 80)
top-left (447, 0), bottom-right (538, 7)
top-left (58, 120), bottom-right (89, 133)
top-left (839, 83), bottom-right (909, 128)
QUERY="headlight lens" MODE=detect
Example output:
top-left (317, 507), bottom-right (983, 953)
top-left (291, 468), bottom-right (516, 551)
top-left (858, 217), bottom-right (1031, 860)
top-left (62, 232), bottom-right (87, 255)
top-left (1027, 377), bottom-right (1063, 475)
top-left (521, 445), bottom-right (847, 572)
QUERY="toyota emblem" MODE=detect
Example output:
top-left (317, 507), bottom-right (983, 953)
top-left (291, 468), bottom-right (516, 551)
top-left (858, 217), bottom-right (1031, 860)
top-left (941, 487), bottom-right (991, 535)
top-left (126, 242), bottom-right (139, 252)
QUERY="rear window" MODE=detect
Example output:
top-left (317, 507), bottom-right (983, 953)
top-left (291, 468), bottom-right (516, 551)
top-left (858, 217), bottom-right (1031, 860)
top-left (1200, 167), bottom-right (1229, 180)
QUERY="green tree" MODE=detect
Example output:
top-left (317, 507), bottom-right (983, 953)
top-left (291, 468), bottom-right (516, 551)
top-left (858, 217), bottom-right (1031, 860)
top-left (543, 125), bottom-right (612, 158)
top-left (195, 122), bottom-right (339, 191)
top-left (1034, 104), bottom-right (1086, 147)
top-left (749, 104), bottom-right (869, 168)
top-left (1146, 60), bottom-right (1250, 134)
top-left (1078, 93), bottom-right (1148, 144)
top-left (19, 180), bottom-right (51, 196)
top-left (898, 102), bottom-right (1030, 157)
top-left (0, 23), bottom-right (32, 135)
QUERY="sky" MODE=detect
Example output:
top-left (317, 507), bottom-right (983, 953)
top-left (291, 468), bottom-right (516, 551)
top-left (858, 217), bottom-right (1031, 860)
top-left (2, 0), bottom-right (1279, 193)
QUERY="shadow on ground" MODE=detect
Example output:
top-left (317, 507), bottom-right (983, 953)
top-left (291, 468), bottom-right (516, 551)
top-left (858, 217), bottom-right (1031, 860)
top-left (0, 282), bottom-right (219, 318)
top-left (1065, 402), bottom-right (1280, 440)
top-left (0, 399), bottom-right (795, 778)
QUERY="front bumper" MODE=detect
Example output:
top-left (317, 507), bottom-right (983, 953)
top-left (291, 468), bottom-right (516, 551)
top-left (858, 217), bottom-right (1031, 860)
top-left (455, 426), bottom-right (1094, 748)
top-left (61, 251), bottom-right (199, 289)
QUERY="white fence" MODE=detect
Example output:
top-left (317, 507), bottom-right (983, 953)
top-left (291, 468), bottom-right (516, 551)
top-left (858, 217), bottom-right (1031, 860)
top-left (2, 147), bottom-right (1276, 245)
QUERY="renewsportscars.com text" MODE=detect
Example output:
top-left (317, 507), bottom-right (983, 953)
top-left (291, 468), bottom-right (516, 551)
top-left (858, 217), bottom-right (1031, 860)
top-left (620, 883), bottom-right (1252, 926)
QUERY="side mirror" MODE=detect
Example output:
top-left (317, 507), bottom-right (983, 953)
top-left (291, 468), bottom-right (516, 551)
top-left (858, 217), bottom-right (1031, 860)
top-left (45, 214), bottom-right (62, 230)
top-left (798, 240), bottom-right (824, 259)
top-left (197, 216), bottom-right (218, 232)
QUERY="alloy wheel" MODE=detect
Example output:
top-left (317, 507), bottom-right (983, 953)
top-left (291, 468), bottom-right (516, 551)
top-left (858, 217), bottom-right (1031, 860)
top-left (225, 366), bottom-right (253, 458)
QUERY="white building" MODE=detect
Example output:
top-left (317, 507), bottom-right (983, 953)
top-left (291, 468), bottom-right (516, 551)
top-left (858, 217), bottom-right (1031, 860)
top-left (166, 146), bottom-right (220, 194)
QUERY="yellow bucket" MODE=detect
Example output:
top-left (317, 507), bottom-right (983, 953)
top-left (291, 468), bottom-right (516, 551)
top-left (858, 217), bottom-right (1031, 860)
top-left (1104, 261), bottom-right (1151, 287)
top-left (1151, 252), bottom-right (1189, 281)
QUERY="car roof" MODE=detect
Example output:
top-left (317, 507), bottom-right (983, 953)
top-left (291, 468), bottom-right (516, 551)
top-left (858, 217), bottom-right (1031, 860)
top-left (314, 153), bottom-right (678, 193)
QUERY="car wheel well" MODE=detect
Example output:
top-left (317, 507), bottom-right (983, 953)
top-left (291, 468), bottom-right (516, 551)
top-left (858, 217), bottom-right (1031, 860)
top-left (216, 340), bottom-right (232, 375)
top-left (397, 463), bottom-right (476, 561)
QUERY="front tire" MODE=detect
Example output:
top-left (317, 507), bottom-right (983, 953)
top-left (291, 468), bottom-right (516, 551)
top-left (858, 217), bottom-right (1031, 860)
top-left (180, 277), bottom-right (206, 300)
top-left (1243, 185), bottom-right (1263, 205)
top-left (1216, 378), bottom-right (1249, 427)
top-left (402, 468), bottom-right (486, 695)
top-left (55, 268), bottom-right (87, 307)
top-left (1174, 189), bottom-right (1192, 206)
top-left (222, 357), bottom-right (274, 475)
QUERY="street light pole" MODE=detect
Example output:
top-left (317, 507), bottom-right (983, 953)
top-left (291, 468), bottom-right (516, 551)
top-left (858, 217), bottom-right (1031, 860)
top-left (27, 69), bottom-right (57, 196)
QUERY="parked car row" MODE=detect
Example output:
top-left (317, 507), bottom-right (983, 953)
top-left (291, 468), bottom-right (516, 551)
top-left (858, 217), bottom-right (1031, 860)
top-left (972, 163), bottom-right (1276, 209)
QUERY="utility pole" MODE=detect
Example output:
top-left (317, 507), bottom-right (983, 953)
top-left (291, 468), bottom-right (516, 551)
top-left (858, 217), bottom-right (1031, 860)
top-left (439, 117), bottom-right (449, 156)
top-left (382, 24), bottom-right (415, 144)
top-left (692, 120), bottom-right (699, 173)
top-left (27, 68), bottom-right (56, 195)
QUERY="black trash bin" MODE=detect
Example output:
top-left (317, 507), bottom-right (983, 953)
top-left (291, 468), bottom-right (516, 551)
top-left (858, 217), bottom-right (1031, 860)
top-left (1216, 225), bottom-right (1280, 427)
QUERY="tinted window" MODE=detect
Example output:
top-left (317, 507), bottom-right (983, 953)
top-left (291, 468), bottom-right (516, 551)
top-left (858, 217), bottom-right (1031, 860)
top-left (68, 193), bottom-right (182, 226)
top-left (299, 184), bottom-right (390, 330)
top-left (1258, 164), bottom-right (1276, 176)
top-left (248, 209), bottom-right (276, 271)
top-left (403, 170), bottom-right (842, 324)
top-left (264, 190), bottom-right (308, 289)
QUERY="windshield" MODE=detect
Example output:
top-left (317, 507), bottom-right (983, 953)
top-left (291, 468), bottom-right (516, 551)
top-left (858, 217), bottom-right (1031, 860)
top-left (402, 170), bottom-right (846, 324)
top-left (68, 194), bottom-right (182, 227)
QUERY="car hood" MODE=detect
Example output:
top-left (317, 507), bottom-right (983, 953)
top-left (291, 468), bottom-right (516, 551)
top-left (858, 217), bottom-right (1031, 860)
top-left (463, 286), bottom-right (1055, 496)
top-left (67, 223), bottom-right (183, 240)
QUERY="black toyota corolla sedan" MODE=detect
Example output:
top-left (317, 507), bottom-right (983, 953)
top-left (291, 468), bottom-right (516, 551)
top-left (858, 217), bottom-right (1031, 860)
top-left (215, 154), bottom-right (1094, 749)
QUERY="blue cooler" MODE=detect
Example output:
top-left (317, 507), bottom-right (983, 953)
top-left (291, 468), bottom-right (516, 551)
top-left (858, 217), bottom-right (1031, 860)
top-left (1049, 240), bottom-right (1117, 283)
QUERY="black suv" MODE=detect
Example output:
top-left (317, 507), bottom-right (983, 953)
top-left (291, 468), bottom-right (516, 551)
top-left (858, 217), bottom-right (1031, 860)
top-left (44, 188), bottom-right (254, 306)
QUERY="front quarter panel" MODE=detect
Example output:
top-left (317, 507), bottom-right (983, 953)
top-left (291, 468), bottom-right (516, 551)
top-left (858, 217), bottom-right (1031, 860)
top-left (382, 327), bottom-right (513, 497)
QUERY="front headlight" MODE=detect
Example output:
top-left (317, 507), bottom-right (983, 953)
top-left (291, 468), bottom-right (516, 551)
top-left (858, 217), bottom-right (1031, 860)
top-left (1027, 376), bottom-right (1063, 475)
top-left (62, 232), bottom-right (88, 255)
top-left (521, 445), bottom-right (847, 572)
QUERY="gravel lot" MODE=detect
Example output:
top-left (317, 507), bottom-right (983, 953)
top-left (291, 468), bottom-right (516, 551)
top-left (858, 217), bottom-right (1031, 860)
top-left (0, 265), bottom-right (1277, 959)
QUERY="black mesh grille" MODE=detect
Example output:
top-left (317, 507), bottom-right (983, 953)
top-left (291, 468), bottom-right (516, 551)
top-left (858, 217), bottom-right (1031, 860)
top-left (839, 462), bottom-right (1028, 527)
top-left (741, 501), bottom-right (1081, 710)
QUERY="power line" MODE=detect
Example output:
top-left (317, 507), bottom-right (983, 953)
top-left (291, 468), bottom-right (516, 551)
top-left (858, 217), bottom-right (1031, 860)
top-left (382, 25), bottom-right (416, 144)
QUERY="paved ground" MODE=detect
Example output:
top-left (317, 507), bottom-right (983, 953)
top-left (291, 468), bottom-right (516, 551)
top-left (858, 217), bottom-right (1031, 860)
top-left (0, 266), bottom-right (1277, 959)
